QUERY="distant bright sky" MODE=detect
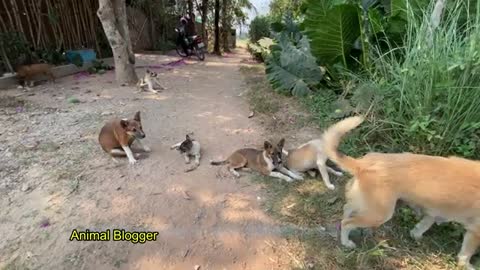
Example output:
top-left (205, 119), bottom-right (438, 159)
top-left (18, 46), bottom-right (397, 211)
top-left (248, 0), bottom-right (270, 21)
top-left (237, 0), bottom-right (269, 34)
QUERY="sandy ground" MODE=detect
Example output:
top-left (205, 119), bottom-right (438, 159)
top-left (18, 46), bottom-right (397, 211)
top-left (0, 50), bottom-right (298, 270)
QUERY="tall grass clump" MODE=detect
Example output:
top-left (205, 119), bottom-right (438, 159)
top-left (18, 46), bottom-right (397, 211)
top-left (357, 1), bottom-right (480, 158)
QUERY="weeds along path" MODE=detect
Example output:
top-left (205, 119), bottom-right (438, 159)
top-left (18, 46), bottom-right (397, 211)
top-left (0, 50), bottom-right (303, 269)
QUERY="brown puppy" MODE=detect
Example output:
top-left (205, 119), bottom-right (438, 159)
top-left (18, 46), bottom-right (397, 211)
top-left (323, 116), bottom-right (480, 270)
top-left (210, 139), bottom-right (302, 182)
top-left (16, 63), bottom-right (55, 87)
top-left (98, 111), bottom-right (150, 165)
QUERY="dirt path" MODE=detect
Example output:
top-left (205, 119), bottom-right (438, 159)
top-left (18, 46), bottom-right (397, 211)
top-left (0, 50), bottom-right (296, 269)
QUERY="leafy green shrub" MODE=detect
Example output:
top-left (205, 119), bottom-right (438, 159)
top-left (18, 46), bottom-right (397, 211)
top-left (87, 60), bottom-right (114, 74)
top-left (266, 34), bottom-right (324, 96)
top-left (303, 0), bottom-right (430, 71)
top-left (0, 32), bottom-right (30, 71)
top-left (249, 16), bottom-right (271, 43)
top-left (247, 37), bottom-right (274, 61)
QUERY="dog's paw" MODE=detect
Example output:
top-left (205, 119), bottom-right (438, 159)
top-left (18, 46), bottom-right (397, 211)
top-left (326, 183), bottom-right (336, 190)
top-left (294, 175), bottom-right (304, 181)
top-left (342, 240), bottom-right (357, 249)
top-left (129, 158), bottom-right (138, 165)
top-left (409, 229), bottom-right (424, 241)
top-left (334, 171), bottom-right (344, 177)
top-left (143, 146), bottom-right (151, 152)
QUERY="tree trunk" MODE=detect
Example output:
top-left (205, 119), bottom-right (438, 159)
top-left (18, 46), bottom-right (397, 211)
top-left (201, 0), bottom-right (208, 48)
top-left (221, 0), bottom-right (230, 52)
top-left (97, 0), bottom-right (138, 84)
top-left (213, 0), bottom-right (221, 55)
top-left (187, 0), bottom-right (194, 17)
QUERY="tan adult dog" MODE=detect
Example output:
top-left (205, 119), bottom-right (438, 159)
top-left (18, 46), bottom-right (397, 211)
top-left (283, 139), bottom-right (344, 190)
top-left (323, 116), bottom-right (480, 270)
top-left (16, 63), bottom-right (55, 87)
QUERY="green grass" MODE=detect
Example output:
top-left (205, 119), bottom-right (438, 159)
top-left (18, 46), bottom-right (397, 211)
top-left (240, 65), bottom-right (281, 115)
top-left (346, 1), bottom-right (480, 159)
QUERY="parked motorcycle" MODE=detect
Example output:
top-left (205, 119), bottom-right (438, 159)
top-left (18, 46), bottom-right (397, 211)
top-left (175, 28), bottom-right (206, 61)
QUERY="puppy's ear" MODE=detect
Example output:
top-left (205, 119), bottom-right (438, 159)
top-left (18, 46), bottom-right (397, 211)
top-left (134, 111), bottom-right (141, 122)
top-left (264, 141), bottom-right (273, 150)
top-left (278, 138), bottom-right (285, 149)
top-left (120, 120), bottom-right (128, 129)
top-left (146, 69), bottom-right (150, 73)
top-left (186, 134), bottom-right (191, 140)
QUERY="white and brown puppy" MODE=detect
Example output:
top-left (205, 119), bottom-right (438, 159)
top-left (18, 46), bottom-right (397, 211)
top-left (211, 139), bottom-right (303, 182)
top-left (283, 139), bottom-right (344, 190)
top-left (170, 134), bottom-right (201, 172)
top-left (323, 116), bottom-right (480, 270)
top-left (98, 111), bottom-right (150, 165)
top-left (136, 69), bottom-right (165, 93)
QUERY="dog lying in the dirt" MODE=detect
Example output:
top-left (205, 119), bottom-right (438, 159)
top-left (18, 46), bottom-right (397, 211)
top-left (16, 63), bottom-right (55, 87)
top-left (324, 116), bottom-right (480, 270)
top-left (282, 139), bottom-right (344, 190)
top-left (98, 111), bottom-right (150, 165)
top-left (170, 134), bottom-right (201, 172)
top-left (210, 139), bottom-right (303, 182)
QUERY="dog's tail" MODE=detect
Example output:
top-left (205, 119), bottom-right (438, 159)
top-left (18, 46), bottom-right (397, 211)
top-left (210, 160), bottom-right (228, 166)
top-left (323, 116), bottom-right (364, 174)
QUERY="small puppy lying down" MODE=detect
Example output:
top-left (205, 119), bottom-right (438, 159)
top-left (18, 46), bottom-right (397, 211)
top-left (323, 116), bottom-right (480, 270)
top-left (170, 134), bottom-right (201, 172)
top-left (98, 111), bottom-right (150, 164)
top-left (210, 139), bottom-right (303, 182)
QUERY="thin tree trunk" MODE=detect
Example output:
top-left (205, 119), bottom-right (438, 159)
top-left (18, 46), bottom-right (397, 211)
top-left (97, 0), bottom-right (138, 84)
top-left (33, 0), bottom-right (45, 47)
top-left (1, 0), bottom-right (14, 31)
top-left (59, 0), bottom-right (72, 48)
top-left (46, 0), bottom-right (59, 49)
top-left (72, 0), bottom-right (83, 45)
top-left (201, 0), bottom-right (208, 49)
top-left (214, 0), bottom-right (221, 55)
top-left (23, 0), bottom-right (36, 47)
top-left (0, 5), bottom-right (8, 32)
top-left (10, 0), bottom-right (25, 36)
top-left (221, 0), bottom-right (230, 52)
top-left (187, 0), bottom-right (194, 17)
top-left (89, 0), bottom-right (102, 56)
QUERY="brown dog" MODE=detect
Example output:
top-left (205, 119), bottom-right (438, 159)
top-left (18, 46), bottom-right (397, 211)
top-left (16, 63), bottom-right (55, 87)
top-left (323, 116), bottom-right (480, 270)
top-left (210, 139), bottom-right (302, 182)
top-left (98, 111), bottom-right (150, 165)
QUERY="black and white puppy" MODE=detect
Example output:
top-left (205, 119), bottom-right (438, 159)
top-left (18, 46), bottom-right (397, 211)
top-left (170, 134), bottom-right (201, 172)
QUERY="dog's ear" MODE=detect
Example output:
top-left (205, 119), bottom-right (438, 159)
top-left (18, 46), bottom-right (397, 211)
top-left (146, 69), bottom-right (150, 73)
top-left (120, 120), bottom-right (128, 129)
top-left (186, 134), bottom-right (191, 140)
top-left (264, 141), bottom-right (273, 150)
top-left (134, 111), bottom-right (141, 122)
top-left (277, 138), bottom-right (285, 149)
